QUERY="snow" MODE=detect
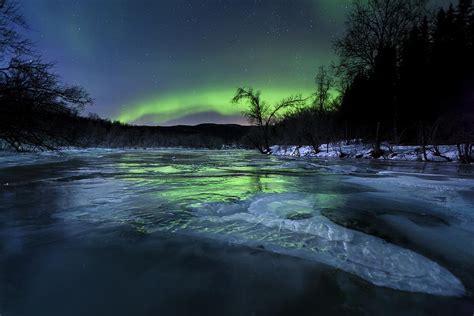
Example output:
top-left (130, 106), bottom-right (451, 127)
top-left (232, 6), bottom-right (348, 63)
top-left (270, 143), bottom-right (468, 162)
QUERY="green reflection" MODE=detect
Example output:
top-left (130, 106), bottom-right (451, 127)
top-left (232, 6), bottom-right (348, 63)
top-left (115, 162), bottom-right (290, 205)
top-left (104, 151), bottom-right (350, 245)
top-left (112, 151), bottom-right (348, 211)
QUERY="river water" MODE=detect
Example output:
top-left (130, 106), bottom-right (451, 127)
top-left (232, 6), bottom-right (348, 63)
top-left (1, 149), bottom-right (473, 315)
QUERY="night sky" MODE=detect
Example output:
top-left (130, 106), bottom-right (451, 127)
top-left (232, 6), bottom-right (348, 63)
top-left (20, 0), bottom-right (448, 126)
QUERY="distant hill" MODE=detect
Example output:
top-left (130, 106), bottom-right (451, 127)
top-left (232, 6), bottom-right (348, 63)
top-left (76, 117), bottom-right (254, 149)
top-left (144, 123), bottom-right (252, 141)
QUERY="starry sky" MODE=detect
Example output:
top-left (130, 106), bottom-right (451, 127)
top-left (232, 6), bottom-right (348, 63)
top-left (20, 0), bottom-right (448, 126)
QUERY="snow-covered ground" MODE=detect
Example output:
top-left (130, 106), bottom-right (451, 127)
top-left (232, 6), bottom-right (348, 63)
top-left (270, 143), bottom-right (467, 162)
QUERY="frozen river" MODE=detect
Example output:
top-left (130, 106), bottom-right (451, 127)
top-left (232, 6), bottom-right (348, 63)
top-left (1, 149), bottom-right (474, 315)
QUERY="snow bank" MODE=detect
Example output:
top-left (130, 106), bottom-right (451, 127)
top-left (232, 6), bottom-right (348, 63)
top-left (270, 143), bottom-right (466, 162)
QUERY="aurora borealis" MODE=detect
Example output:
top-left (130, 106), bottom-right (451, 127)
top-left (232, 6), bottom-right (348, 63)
top-left (18, 0), bottom-right (349, 125)
top-left (19, 0), bottom-right (446, 125)
top-left (116, 86), bottom-right (318, 125)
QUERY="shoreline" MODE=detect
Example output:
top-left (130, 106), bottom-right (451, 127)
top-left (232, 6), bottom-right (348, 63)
top-left (1, 143), bottom-right (472, 164)
top-left (270, 143), bottom-right (472, 163)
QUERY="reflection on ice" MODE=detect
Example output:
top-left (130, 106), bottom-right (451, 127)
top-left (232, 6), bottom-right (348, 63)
top-left (178, 193), bottom-right (465, 297)
top-left (2, 149), bottom-right (472, 300)
top-left (53, 188), bottom-right (466, 296)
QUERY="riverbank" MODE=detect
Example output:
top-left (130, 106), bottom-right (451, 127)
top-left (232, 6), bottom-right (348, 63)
top-left (270, 143), bottom-right (472, 163)
top-left (1, 142), bottom-right (472, 164)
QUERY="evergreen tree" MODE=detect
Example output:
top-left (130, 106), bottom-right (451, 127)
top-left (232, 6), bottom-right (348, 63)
top-left (398, 18), bottom-right (431, 128)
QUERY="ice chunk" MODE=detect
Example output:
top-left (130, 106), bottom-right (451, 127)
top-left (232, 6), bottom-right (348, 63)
top-left (186, 193), bottom-right (465, 297)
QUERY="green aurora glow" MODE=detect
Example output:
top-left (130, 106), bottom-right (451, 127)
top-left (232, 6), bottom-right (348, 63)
top-left (117, 86), bottom-right (319, 124)
top-left (23, 0), bottom-right (353, 125)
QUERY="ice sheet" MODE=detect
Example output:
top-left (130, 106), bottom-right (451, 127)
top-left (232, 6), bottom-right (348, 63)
top-left (183, 193), bottom-right (465, 296)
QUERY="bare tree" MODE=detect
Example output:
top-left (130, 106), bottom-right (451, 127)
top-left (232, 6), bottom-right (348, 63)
top-left (0, 58), bottom-right (92, 151)
top-left (0, 0), bottom-right (92, 151)
top-left (314, 66), bottom-right (333, 112)
top-left (0, 0), bottom-right (30, 62)
top-left (334, 0), bottom-right (427, 158)
top-left (232, 87), bottom-right (305, 154)
top-left (310, 67), bottom-right (336, 151)
top-left (334, 0), bottom-right (427, 79)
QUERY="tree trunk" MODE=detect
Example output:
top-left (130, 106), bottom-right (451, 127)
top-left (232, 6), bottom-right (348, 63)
top-left (469, 144), bottom-right (473, 163)
top-left (373, 121), bottom-right (383, 157)
top-left (458, 143), bottom-right (472, 164)
top-left (420, 121), bottom-right (428, 161)
top-left (393, 116), bottom-right (399, 145)
top-left (306, 132), bottom-right (320, 154)
top-left (262, 125), bottom-right (270, 153)
top-left (465, 144), bottom-right (470, 163)
top-left (344, 121), bottom-right (349, 144)
top-left (457, 144), bottom-right (464, 163)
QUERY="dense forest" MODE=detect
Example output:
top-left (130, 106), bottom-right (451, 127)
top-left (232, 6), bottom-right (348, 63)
top-left (0, 0), bottom-right (473, 162)
top-left (235, 0), bottom-right (473, 162)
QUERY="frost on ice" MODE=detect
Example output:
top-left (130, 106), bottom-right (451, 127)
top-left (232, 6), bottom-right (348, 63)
top-left (183, 193), bottom-right (465, 297)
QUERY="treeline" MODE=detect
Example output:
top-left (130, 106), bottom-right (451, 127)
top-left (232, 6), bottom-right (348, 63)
top-left (0, 109), bottom-right (252, 150)
top-left (339, 0), bottom-right (473, 161)
top-left (236, 0), bottom-right (473, 163)
top-left (76, 115), bottom-right (252, 149)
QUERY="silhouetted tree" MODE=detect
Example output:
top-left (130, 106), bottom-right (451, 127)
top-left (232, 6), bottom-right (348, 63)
top-left (314, 66), bottom-right (333, 112)
top-left (397, 18), bottom-right (432, 157)
top-left (335, 0), bottom-right (427, 79)
top-left (0, 0), bottom-right (30, 59)
top-left (232, 87), bottom-right (305, 153)
top-left (0, 58), bottom-right (92, 150)
top-left (334, 0), bottom-right (428, 156)
top-left (0, 0), bottom-right (92, 151)
top-left (398, 18), bottom-right (431, 124)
